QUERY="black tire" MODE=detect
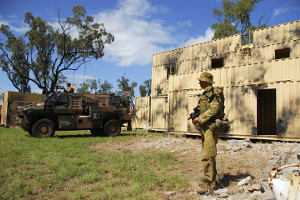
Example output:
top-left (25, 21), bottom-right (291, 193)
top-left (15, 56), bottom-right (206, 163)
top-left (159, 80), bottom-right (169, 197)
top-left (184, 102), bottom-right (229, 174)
top-left (28, 130), bottom-right (33, 136)
top-left (104, 120), bottom-right (121, 137)
top-left (32, 119), bottom-right (55, 138)
top-left (90, 128), bottom-right (104, 136)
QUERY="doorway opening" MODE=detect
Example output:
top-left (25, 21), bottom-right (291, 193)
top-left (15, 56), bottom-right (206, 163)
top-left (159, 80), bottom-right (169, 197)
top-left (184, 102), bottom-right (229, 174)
top-left (257, 89), bottom-right (276, 135)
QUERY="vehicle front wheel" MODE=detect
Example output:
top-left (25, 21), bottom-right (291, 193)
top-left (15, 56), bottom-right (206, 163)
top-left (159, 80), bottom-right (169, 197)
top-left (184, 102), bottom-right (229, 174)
top-left (28, 130), bottom-right (33, 136)
top-left (32, 119), bottom-right (55, 138)
top-left (90, 128), bottom-right (104, 136)
top-left (104, 120), bottom-right (121, 137)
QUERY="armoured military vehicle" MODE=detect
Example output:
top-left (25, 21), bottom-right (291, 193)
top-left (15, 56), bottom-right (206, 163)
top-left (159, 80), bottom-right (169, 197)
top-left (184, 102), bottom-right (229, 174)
top-left (16, 90), bottom-right (132, 138)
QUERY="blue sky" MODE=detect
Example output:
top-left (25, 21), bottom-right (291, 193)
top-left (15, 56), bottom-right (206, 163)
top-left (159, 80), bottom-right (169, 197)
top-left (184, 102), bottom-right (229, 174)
top-left (0, 0), bottom-right (299, 97)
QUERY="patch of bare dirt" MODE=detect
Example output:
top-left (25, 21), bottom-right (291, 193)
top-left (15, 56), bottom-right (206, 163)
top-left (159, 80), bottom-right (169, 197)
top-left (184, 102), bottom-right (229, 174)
top-left (91, 134), bottom-right (300, 200)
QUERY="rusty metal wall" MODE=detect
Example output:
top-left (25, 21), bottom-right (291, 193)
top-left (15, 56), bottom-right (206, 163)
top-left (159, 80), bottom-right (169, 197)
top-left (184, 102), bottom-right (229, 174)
top-left (132, 97), bottom-right (151, 129)
top-left (1, 91), bottom-right (45, 126)
top-left (147, 20), bottom-right (300, 141)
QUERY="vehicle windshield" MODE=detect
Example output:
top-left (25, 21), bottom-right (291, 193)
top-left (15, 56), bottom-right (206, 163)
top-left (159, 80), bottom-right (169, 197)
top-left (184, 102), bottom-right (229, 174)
top-left (42, 93), bottom-right (56, 102)
top-left (42, 93), bottom-right (68, 104)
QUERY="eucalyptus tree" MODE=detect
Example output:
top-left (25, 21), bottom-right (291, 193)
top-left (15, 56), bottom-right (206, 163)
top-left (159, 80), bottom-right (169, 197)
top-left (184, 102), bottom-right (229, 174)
top-left (0, 6), bottom-right (114, 94)
top-left (76, 79), bottom-right (113, 94)
top-left (211, 0), bottom-right (267, 44)
top-left (139, 79), bottom-right (151, 97)
top-left (116, 76), bottom-right (137, 106)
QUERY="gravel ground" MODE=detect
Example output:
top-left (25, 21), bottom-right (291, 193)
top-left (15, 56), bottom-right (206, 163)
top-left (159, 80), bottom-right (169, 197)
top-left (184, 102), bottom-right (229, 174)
top-left (92, 133), bottom-right (300, 200)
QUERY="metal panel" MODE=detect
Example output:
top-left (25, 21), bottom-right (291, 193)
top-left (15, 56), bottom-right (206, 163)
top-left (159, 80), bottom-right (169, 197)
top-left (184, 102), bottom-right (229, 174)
top-left (253, 20), bottom-right (300, 46)
top-left (146, 20), bottom-right (300, 141)
top-left (169, 91), bottom-right (189, 132)
top-left (1, 92), bottom-right (8, 126)
top-left (232, 57), bottom-right (300, 85)
top-left (223, 81), bottom-right (300, 139)
top-left (251, 40), bottom-right (300, 63)
top-left (276, 81), bottom-right (300, 138)
top-left (150, 96), bottom-right (168, 130)
top-left (152, 65), bottom-right (168, 96)
top-left (153, 34), bottom-right (241, 70)
top-left (225, 86), bottom-right (255, 136)
top-left (132, 97), bottom-right (151, 129)
top-left (0, 92), bottom-right (45, 126)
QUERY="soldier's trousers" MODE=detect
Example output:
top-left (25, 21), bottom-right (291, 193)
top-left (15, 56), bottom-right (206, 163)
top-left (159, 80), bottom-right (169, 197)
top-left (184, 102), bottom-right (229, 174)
top-left (200, 126), bottom-right (218, 183)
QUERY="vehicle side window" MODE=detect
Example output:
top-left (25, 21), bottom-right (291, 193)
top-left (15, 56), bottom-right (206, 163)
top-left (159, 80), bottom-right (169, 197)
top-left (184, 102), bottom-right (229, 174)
top-left (49, 95), bottom-right (58, 103)
top-left (57, 94), bottom-right (68, 104)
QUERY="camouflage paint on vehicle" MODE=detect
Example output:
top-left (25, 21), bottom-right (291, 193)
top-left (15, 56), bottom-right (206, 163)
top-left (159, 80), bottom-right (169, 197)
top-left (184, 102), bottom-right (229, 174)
top-left (16, 92), bottom-right (132, 138)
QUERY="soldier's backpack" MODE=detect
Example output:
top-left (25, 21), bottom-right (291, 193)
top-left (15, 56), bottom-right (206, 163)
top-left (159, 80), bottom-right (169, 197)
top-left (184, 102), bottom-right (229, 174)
top-left (213, 87), bottom-right (225, 119)
top-left (210, 87), bottom-right (229, 134)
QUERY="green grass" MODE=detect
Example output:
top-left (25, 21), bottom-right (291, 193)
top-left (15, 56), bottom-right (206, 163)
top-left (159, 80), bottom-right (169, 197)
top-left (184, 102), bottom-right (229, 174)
top-left (0, 127), bottom-right (188, 200)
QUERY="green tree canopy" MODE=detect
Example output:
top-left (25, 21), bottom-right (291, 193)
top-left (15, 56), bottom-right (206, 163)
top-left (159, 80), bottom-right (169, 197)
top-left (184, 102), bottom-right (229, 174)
top-left (139, 85), bottom-right (147, 97)
top-left (139, 79), bottom-right (151, 97)
top-left (211, 0), bottom-right (267, 44)
top-left (76, 79), bottom-right (97, 94)
top-left (116, 76), bottom-right (137, 105)
top-left (0, 6), bottom-right (114, 94)
top-left (76, 79), bottom-right (113, 94)
top-left (100, 80), bottom-right (113, 94)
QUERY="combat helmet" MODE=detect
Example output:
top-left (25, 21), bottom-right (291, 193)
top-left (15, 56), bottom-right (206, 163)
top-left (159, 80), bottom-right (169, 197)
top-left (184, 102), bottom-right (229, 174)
top-left (198, 72), bottom-right (214, 84)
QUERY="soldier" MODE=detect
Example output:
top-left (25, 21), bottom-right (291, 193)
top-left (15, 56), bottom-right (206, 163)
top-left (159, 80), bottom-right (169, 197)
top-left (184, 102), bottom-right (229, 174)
top-left (64, 82), bottom-right (74, 93)
top-left (191, 72), bottom-right (225, 195)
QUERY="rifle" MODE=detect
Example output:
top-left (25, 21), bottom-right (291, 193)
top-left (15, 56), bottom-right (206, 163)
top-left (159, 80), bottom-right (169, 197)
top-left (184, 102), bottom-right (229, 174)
top-left (188, 106), bottom-right (200, 120)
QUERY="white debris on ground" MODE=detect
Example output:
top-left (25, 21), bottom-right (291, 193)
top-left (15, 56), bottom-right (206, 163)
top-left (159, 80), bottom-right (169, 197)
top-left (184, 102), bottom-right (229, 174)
top-left (139, 137), bottom-right (201, 153)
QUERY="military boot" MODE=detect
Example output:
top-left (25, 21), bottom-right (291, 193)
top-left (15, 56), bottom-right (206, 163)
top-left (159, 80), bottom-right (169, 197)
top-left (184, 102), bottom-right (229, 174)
top-left (196, 180), bottom-right (211, 195)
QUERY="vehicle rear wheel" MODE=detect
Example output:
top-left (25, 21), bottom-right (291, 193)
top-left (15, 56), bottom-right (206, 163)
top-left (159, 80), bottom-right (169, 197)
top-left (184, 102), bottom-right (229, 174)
top-left (104, 120), bottom-right (121, 137)
top-left (32, 119), bottom-right (55, 138)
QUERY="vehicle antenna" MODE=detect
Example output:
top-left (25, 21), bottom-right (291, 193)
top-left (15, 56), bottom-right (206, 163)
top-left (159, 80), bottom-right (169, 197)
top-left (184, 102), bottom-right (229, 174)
top-left (124, 59), bottom-right (126, 78)
top-left (84, 63), bottom-right (87, 82)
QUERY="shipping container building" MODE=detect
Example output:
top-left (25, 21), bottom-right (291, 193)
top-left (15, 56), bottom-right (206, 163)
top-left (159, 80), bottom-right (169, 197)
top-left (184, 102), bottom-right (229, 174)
top-left (134, 20), bottom-right (300, 141)
top-left (1, 92), bottom-right (45, 127)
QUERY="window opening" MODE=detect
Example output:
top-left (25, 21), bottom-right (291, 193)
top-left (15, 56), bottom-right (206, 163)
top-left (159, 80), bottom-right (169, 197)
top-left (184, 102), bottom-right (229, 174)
top-left (166, 64), bottom-right (176, 78)
top-left (275, 48), bottom-right (290, 59)
top-left (211, 57), bottom-right (224, 69)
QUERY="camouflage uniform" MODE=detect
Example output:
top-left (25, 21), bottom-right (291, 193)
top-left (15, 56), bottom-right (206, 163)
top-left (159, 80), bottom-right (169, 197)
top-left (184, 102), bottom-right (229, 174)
top-left (194, 72), bottom-right (225, 192)
top-left (65, 83), bottom-right (74, 93)
top-left (66, 87), bottom-right (74, 93)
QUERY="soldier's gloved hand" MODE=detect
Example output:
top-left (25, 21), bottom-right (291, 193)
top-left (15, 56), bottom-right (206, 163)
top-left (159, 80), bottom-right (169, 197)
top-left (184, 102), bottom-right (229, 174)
top-left (192, 117), bottom-right (199, 125)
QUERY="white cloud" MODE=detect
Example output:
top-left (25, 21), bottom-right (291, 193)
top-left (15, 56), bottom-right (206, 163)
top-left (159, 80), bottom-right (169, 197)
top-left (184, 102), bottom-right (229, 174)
top-left (273, 3), bottom-right (300, 17)
top-left (65, 74), bottom-right (96, 84)
top-left (0, 15), bottom-right (28, 33)
top-left (0, 0), bottom-right (215, 68)
top-left (274, 5), bottom-right (290, 17)
top-left (182, 28), bottom-right (214, 47)
top-left (94, 0), bottom-right (173, 66)
top-left (178, 20), bottom-right (192, 27)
